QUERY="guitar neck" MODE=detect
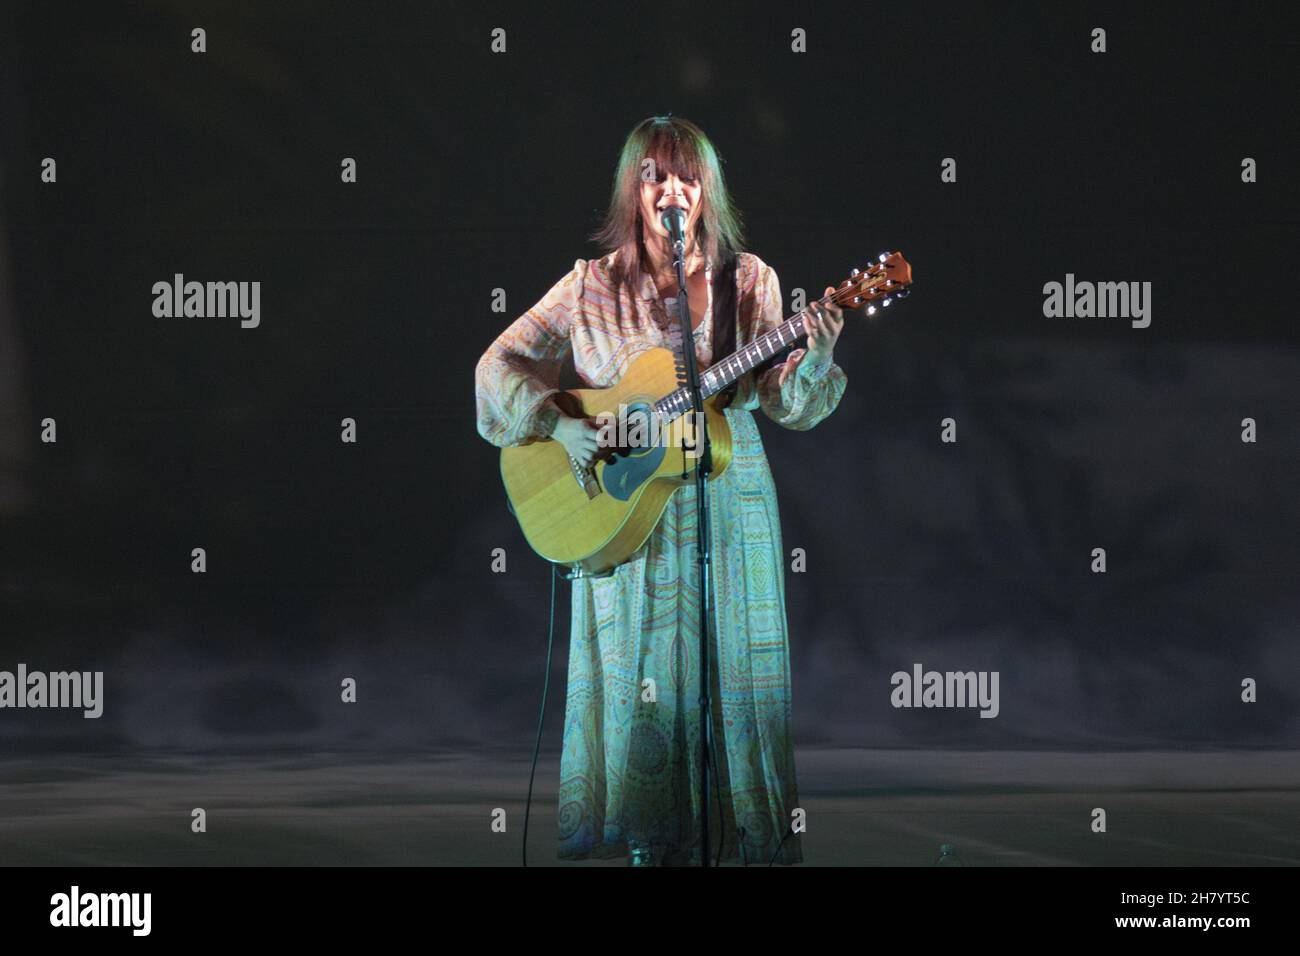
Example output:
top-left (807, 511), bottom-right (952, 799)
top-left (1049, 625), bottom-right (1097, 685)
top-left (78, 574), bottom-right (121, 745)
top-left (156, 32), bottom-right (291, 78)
top-left (654, 312), bottom-right (808, 422)
top-left (652, 251), bottom-right (913, 422)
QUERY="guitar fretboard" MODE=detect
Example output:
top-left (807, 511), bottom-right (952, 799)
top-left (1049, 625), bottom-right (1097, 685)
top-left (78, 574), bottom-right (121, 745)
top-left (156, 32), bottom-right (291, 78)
top-left (654, 310), bottom-right (813, 422)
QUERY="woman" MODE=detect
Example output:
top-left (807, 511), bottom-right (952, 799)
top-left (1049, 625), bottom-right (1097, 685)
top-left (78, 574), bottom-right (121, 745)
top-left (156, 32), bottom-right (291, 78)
top-left (475, 116), bottom-right (847, 865)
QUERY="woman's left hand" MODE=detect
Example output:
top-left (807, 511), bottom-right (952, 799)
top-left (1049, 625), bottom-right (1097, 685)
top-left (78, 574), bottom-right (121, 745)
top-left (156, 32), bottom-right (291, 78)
top-left (802, 286), bottom-right (845, 363)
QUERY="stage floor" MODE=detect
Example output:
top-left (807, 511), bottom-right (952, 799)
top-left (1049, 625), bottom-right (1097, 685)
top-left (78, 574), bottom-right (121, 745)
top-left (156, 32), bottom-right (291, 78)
top-left (1, 749), bottom-right (1296, 866)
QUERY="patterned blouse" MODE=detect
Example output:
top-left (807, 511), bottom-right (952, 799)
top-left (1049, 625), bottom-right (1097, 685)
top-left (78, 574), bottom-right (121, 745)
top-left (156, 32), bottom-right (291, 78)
top-left (475, 251), bottom-right (847, 448)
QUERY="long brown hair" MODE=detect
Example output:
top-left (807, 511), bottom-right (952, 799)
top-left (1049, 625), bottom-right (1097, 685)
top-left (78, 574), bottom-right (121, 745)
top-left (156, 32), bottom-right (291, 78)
top-left (591, 115), bottom-right (745, 293)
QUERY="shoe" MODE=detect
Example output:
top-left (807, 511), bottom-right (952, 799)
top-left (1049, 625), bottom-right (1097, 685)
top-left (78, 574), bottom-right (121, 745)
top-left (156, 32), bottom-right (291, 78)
top-left (627, 841), bottom-right (655, 867)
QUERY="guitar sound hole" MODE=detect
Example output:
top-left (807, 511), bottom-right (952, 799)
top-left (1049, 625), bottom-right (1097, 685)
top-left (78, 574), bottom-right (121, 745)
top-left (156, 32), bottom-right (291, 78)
top-left (617, 405), bottom-right (656, 458)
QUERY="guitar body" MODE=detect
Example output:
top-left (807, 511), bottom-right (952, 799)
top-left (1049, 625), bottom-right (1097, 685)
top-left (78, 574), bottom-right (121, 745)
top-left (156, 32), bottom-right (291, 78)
top-left (500, 347), bottom-right (733, 575)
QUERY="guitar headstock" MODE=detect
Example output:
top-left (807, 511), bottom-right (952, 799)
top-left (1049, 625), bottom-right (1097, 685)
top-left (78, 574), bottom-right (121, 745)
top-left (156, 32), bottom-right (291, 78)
top-left (829, 251), bottom-right (913, 316)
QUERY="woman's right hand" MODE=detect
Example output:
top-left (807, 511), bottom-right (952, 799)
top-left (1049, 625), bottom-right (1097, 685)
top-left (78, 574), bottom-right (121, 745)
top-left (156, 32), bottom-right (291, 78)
top-left (553, 413), bottom-right (604, 468)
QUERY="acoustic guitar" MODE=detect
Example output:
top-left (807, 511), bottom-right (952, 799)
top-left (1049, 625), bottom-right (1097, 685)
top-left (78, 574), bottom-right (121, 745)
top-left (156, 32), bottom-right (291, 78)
top-left (499, 251), bottom-right (913, 574)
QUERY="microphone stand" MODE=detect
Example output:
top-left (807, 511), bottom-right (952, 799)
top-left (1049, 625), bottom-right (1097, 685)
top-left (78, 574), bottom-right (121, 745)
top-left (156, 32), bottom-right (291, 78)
top-left (665, 217), bottom-right (714, 867)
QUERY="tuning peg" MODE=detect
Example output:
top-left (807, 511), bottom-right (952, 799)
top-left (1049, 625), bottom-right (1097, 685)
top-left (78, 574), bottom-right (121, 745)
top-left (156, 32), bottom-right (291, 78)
top-left (894, 288), bottom-right (911, 299)
top-left (882, 297), bottom-right (892, 307)
top-left (852, 296), bottom-right (861, 306)
top-left (850, 267), bottom-right (861, 277)
top-left (877, 251), bottom-right (890, 263)
top-left (866, 305), bottom-right (877, 316)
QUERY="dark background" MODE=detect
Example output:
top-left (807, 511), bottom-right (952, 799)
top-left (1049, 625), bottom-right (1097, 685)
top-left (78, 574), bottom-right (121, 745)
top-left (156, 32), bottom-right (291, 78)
top-left (2, 0), bottom-right (1298, 772)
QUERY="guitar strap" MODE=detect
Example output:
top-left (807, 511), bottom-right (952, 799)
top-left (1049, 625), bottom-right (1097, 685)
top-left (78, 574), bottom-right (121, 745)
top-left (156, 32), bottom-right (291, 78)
top-left (710, 249), bottom-right (784, 408)
top-left (710, 250), bottom-right (739, 405)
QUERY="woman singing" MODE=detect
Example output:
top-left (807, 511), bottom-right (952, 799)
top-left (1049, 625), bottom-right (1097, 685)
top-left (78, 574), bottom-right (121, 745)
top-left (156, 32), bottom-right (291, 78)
top-left (474, 115), bottom-right (847, 865)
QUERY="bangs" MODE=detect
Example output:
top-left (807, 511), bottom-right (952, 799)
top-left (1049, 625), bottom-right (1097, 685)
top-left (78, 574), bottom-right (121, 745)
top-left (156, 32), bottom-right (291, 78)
top-left (641, 125), bottom-right (705, 181)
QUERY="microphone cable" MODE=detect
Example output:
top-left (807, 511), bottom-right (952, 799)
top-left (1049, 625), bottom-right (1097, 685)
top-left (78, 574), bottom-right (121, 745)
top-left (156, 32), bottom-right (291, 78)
top-left (521, 561), bottom-right (560, 867)
top-left (768, 825), bottom-right (796, 866)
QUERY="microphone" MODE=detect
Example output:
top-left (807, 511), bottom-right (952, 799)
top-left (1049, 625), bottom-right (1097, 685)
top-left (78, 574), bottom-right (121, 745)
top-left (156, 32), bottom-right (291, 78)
top-left (659, 206), bottom-right (686, 255)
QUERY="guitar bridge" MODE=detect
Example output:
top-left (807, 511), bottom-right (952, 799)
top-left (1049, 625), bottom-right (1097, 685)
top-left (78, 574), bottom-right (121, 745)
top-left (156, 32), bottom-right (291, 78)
top-left (569, 455), bottom-right (601, 499)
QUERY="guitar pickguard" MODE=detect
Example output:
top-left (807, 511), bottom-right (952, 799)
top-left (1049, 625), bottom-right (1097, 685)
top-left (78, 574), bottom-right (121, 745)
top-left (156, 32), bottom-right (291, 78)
top-left (599, 399), bottom-right (667, 501)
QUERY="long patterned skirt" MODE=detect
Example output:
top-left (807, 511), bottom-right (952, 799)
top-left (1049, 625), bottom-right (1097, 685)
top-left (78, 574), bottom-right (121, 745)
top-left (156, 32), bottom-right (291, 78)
top-left (557, 406), bottom-right (803, 865)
